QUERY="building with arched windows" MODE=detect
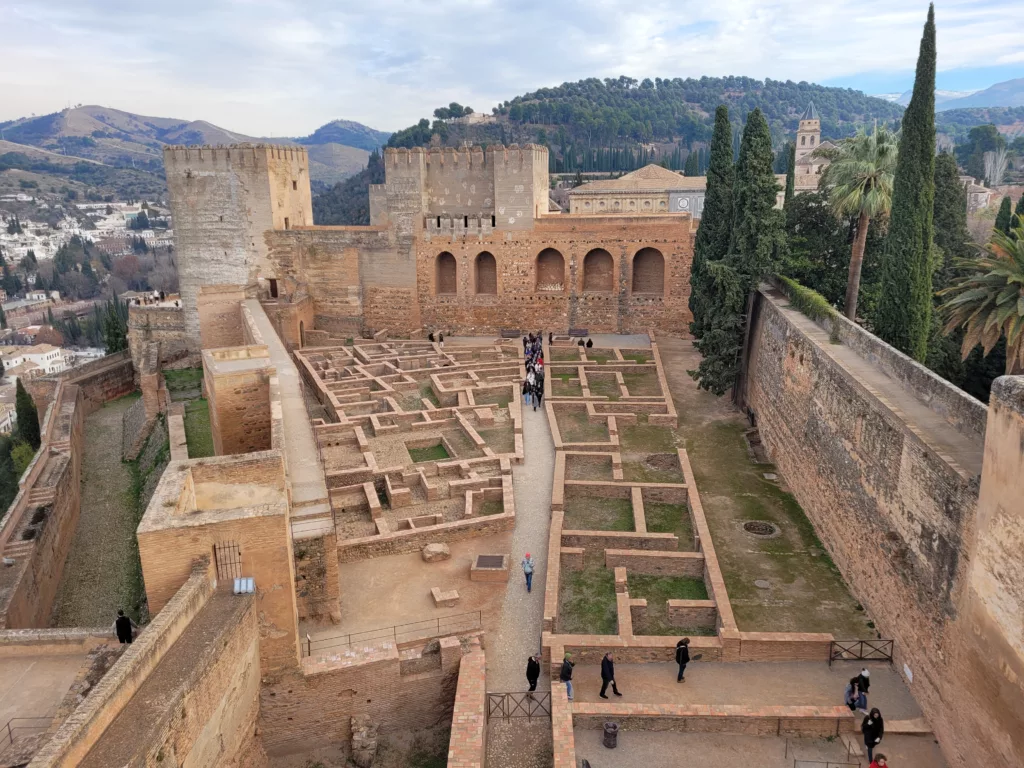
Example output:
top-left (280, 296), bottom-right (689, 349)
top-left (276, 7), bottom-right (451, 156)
top-left (155, 142), bottom-right (698, 347)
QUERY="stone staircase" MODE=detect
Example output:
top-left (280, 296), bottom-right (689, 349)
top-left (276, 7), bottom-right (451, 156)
top-left (26, 487), bottom-right (56, 507)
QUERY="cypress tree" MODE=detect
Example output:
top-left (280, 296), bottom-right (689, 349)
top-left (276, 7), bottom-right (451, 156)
top-left (994, 195), bottom-right (1012, 234)
top-left (689, 106), bottom-right (734, 338)
top-left (683, 151), bottom-right (699, 176)
top-left (1015, 193), bottom-right (1024, 222)
top-left (691, 108), bottom-right (785, 395)
top-left (784, 142), bottom-right (796, 208)
top-left (874, 4), bottom-right (936, 361)
top-left (16, 379), bottom-right (40, 451)
top-left (932, 152), bottom-right (972, 291)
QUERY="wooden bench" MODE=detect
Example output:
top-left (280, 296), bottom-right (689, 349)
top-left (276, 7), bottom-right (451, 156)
top-left (499, 329), bottom-right (522, 338)
top-left (568, 328), bottom-right (589, 337)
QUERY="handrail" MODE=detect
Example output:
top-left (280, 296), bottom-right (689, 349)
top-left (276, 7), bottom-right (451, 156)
top-left (0, 715), bottom-right (54, 752)
top-left (828, 639), bottom-right (894, 666)
top-left (303, 610), bottom-right (482, 657)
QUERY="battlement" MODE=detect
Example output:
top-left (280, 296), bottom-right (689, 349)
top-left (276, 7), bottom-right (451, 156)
top-left (384, 143), bottom-right (548, 168)
top-left (162, 144), bottom-right (309, 166)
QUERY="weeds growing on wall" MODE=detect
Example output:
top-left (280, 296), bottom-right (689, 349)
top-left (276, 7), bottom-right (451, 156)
top-left (125, 414), bottom-right (170, 623)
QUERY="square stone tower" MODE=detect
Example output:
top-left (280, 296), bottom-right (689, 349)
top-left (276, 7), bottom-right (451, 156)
top-left (795, 102), bottom-right (821, 162)
top-left (163, 144), bottom-right (313, 344)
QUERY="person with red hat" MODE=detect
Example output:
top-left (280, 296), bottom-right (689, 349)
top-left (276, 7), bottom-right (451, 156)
top-left (521, 552), bottom-right (535, 593)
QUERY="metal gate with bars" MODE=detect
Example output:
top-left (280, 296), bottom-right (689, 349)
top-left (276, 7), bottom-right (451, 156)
top-left (486, 692), bottom-right (551, 720)
top-left (214, 541), bottom-right (243, 581)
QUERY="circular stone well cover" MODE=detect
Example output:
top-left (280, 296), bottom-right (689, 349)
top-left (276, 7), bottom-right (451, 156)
top-left (754, 579), bottom-right (771, 590)
top-left (743, 521), bottom-right (779, 537)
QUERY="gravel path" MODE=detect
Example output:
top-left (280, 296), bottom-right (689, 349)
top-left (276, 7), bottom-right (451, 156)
top-left (51, 397), bottom-right (140, 627)
top-left (486, 401), bottom-right (556, 768)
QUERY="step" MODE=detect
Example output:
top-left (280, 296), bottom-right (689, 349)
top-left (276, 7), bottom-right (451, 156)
top-left (840, 733), bottom-right (863, 757)
top-left (886, 717), bottom-right (932, 735)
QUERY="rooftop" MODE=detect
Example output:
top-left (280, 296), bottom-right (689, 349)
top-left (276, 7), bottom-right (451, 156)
top-left (571, 165), bottom-right (705, 194)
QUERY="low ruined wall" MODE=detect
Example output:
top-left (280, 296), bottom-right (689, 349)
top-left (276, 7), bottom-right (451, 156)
top-left (445, 647), bottom-right (486, 768)
top-left (128, 305), bottom-right (192, 371)
top-left (337, 511), bottom-right (515, 562)
top-left (604, 549), bottom-right (704, 578)
top-left (571, 704), bottom-right (854, 737)
top-left (739, 286), bottom-right (1019, 768)
top-left (259, 634), bottom-right (467, 756)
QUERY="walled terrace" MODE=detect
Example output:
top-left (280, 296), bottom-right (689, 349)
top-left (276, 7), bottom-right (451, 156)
top-left (531, 335), bottom-right (937, 768)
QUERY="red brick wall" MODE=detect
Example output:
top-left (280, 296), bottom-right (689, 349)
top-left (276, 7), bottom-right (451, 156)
top-left (446, 647), bottom-right (486, 767)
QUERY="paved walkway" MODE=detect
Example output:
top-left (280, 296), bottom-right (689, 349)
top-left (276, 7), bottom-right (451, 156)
top-left (569, 660), bottom-right (921, 719)
top-left (51, 397), bottom-right (139, 626)
top-left (485, 401), bottom-right (556, 768)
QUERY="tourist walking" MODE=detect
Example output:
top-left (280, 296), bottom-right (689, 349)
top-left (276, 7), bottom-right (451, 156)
top-left (858, 668), bottom-right (871, 694)
top-left (112, 609), bottom-right (138, 644)
top-left (438, 332), bottom-right (444, 348)
top-left (526, 654), bottom-right (541, 692)
top-left (599, 653), bottom-right (622, 698)
top-left (559, 653), bottom-right (575, 701)
top-left (845, 677), bottom-right (867, 713)
top-left (532, 380), bottom-right (544, 411)
top-left (586, 338), bottom-right (593, 348)
top-left (522, 378), bottom-right (531, 406)
top-left (521, 552), bottom-right (535, 593)
top-left (675, 637), bottom-right (690, 682)
top-left (868, 754), bottom-right (887, 768)
top-left (862, 708), bottom-right (885, 762)
top-left (523, 336), bottom-right (529, 354)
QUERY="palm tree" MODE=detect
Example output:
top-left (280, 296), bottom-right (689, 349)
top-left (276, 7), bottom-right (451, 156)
top-left (937, 225), bottom-right (1024, 374)
top-left (817, 124), bottom-right (899, 319)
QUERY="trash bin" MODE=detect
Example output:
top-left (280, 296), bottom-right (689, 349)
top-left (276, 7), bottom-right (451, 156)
top-left (603, 721), bottom-right (619, 748)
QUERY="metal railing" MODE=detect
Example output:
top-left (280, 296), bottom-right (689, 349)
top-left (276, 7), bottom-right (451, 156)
top-left (0, 716), bottom-right (54, 758)
top-left (486, 692), bottom-right (552, 720)
top-left (303, 610), bottom-right (482, 657)
top-left (828, 639), bottom-right (894, 666)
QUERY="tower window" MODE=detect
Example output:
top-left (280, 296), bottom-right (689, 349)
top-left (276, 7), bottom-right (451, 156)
top-left (801, 136), bottom-right (806, 146)
top-left (268, 278), bottom-right (279, 298)
top-left (810, 136), bottom-right (815, 146)
top-left (292, 180), bottom-right (297, 190)
top-left (491, 215), bottom-right (496, 227)
top-left (464, 215), bottom-right (468, 227)
top-left (437, 216), bottom-right (441, 227)
top-left (284, 217), bottom-right (290, 230)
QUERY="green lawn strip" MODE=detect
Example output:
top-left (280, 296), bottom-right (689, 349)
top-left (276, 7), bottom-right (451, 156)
top-left (162, 367), bottom-right (204, 391)
top-left (586, 375), bottom-right (620, 400)
top-left (408, 443), bottom-right (451, 462)
top-left (628, 574), bottom-right (712, 636)
top-left (619, 424), bottom-right (676, 453)
top-left (183, 398), bottom-right (214, 458)
top-left (558, 554), bottom-right (617, 635)
top-left (562, 496), bottom-right (634, 531)
top-left (478, 500), bottom-right (504, 516)
top-left (557, 410), bottom-right (609, 443)
top-left (644, 502), bottom-right (694, 548)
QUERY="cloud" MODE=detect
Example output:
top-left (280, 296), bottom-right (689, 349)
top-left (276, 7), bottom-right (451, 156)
top-left (0, 0), bottom-right (1020, 136)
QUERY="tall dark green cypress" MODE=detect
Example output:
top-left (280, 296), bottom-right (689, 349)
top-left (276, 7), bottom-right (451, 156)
top-left (932, 151), bottom-right (972, 291)
top-left (875, 4), bottom-right (936, 361)
top-left (994, 195), bottom-right (1012, 234)
top-left (1015, 193), bottom-right (1024, 222)
top-left (784, 142), bottom-right (796, 208)
top-left (689, 106), bottom-right (734, 338)
top-left (15, 379), bottom-right (40, 451)
top-left (691, 108), bottom-right (785, 395)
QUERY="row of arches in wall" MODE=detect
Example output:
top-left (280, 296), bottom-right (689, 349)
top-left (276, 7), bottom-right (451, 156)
top-left (435, 248), bottom-right (665, 296)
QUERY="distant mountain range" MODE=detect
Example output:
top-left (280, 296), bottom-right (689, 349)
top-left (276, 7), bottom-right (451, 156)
top-left (872, 77), bottom-right (1024, 111)
top-left (0, 106), bottom-right (391, 187)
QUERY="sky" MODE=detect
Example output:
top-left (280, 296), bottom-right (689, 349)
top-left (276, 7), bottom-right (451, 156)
top-left (1, 0), bottom-right (1022, 136)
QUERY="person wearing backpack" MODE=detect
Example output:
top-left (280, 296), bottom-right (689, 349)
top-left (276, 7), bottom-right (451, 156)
top-left (675, 637), bottom-right (690, 682)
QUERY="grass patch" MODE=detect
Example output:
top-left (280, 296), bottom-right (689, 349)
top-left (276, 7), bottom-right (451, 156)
top-left (623, 353), bottom-right (651, 364)
top-left (419, 381), bottom-right (441, 406)
top-left (619, 424), bottom-right (676, 453)
top-left (477, 427), bottom-right (515, 454)
top-left (557, 410), bottom-right (610, 443)
top-left (126, 416), bottom-right (171, 623)
top-left (163, 367), bottom-right (203, 392)
top-left (443, 428), bottom-right (481, 458)
top-left (558, 555), bottom-right (617, 635)
top-left (645, 502), bottom-right (694, 547)
top-left (408, 443), bottom-right (450, 462)
top-left (478, 500), bottom-right (504, 516)
top-left (563, 496), bottom-right (633, 531)
top-left (551, 348), bottom-right (582, 361)
top-left (587, 354), bottom-right (610, 364)
top-left (183, 398), bottom-right (214, 458)
top-left (552, 377), bottom-right (583, 397)
top-left (587, 375), bottom-right (620, 400)
top-left (629, 574), bottom-right (712, 636)
top-left (622, 371), bottom-right (662, 396)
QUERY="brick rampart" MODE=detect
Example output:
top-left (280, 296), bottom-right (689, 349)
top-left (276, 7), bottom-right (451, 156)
top-left (738, 286), bottom-right (1024, 768)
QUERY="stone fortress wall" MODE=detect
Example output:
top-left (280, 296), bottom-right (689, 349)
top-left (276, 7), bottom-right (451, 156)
top-left (160, 142), bottom-right (697, 349)
top-left (739, 284), bottom-right (1024, 768)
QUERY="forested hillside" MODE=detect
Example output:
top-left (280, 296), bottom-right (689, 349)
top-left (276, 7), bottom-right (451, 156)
top-left (312, 150), bottom-right (385, 226)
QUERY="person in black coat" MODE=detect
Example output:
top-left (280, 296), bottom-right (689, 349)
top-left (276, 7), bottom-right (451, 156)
top-left (600, 653), bottom-right (622, 698)
top-left (559, 654), bottom-right (575, 701)
top-left (526, 654), bottom-right (541, 692)
top-left (862, 708), bottom-right (884, 762)
top-left (675, 637), bottom-right (690, 682)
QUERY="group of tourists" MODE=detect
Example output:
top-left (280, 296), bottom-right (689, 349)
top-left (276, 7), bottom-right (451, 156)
top-left (844, 668), bottom-right (887, 764)
top-left (522, 333), bottom-right (545, 411)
